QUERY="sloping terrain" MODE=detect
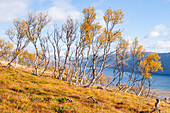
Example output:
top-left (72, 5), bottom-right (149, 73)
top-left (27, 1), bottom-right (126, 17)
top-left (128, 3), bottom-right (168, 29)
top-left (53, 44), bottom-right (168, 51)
top-left (0, 66), bottom-right (170, 113)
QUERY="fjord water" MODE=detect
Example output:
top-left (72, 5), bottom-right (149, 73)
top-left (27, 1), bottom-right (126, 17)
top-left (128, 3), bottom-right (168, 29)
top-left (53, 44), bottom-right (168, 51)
top-left (102, 68), bottom-right (170, 91)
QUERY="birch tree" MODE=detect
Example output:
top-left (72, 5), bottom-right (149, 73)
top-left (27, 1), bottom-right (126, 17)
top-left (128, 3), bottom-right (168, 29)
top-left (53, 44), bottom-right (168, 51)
top-left (124, 37), bottom-right (145, 93)
top-left (137, 53), bottom-right (163, 96)
top-left (85, 7), bottom-right (124, 87)
top-left (26, 12), bottom-right (51, 76)
top-left (6, 19), bottom-right (29, 68)
top-left (58, 17), bottom-right (78, 80)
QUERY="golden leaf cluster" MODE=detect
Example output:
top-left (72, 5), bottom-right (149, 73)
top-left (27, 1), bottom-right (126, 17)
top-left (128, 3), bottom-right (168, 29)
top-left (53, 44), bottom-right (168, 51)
top-left (140, 53), bottom-right (163, 79)
top-left (81, 6), bottom-right (101, 47)
top-left (103, 8), bottom-right (124, 25)
top-left (81, 7), bottom-right (124, 48)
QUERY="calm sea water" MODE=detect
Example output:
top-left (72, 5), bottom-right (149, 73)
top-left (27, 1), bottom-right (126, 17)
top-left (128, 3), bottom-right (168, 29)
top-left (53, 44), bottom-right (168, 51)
top-left (101, 68), bottom-right (170, 91)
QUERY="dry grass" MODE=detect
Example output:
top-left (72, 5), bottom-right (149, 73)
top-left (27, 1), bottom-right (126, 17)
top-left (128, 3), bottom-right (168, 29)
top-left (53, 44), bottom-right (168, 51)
top-left (0, 63), bottom-right (170, 112)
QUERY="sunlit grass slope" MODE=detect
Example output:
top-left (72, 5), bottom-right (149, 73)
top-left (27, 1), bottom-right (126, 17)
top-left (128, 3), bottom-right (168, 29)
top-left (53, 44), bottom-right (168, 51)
top-left (0, 66), bottom-right (170, 113)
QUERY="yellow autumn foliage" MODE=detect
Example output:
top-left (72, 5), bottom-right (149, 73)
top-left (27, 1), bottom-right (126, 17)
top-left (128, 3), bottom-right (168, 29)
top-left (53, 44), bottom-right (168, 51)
top-left (140, 53), bottom-right (163, 79)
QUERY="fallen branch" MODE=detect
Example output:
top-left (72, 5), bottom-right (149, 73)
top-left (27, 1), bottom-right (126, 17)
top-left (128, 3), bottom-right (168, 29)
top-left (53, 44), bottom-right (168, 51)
top-left (87, 96), bottom-right (98, 104)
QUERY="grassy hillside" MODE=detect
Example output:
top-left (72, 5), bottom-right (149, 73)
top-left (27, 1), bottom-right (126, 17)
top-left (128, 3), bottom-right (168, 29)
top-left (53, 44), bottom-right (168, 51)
top-left (0, 66), bottom-right (170, 113)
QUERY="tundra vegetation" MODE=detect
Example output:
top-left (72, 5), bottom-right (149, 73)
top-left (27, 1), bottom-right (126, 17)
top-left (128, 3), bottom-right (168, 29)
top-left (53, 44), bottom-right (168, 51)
top-left (0, 66), bottom-right (169, 112)
top-left (0, 6), bottom-right (167, 113)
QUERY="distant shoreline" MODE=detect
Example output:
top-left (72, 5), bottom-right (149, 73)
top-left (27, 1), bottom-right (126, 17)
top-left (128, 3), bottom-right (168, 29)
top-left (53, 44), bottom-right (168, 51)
top-left (151, 72), bottom-right (170, 75)
top-left (153, 89), bottom-right (170, 98)
top-left (106, 67), bottom-right (170, 75)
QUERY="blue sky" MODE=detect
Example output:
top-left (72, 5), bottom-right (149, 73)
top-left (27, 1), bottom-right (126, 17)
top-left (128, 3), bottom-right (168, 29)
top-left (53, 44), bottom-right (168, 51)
top-left (1, 0), bottom-right (170, 53)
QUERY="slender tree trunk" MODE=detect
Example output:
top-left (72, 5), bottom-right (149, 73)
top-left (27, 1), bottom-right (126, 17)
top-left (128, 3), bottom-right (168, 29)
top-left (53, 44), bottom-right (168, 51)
top-left (146, 79), bottom-right (151, 98)
top-left (7, 50), bottom-right (23, 67)
top-left (40, 57), bottom-right (50, 76)
top-left (137, 85), bottom-right (143, 96)
top-left (124, 83), bottom-right (135, 93)
top-left (59, 47), bottom-right (70, 80)
top-left (80, 48), bottom-right (90, 86)
top-left (137, 79), bottom-right (145, 96)
top-left (48, 34), bottom-right (57, 78)
top-left (86, 76), bottom-right (96, 88)
top-left (14, 56), bottom-right (18, 69)
top-left (105, 76), bottom-right (117, 88)
top-left (7, 56), bottom-right (17, 67)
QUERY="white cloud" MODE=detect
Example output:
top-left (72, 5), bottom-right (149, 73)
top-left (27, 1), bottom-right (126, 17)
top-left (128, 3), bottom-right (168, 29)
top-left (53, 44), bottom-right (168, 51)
top-left (95, 9), bottom-right (105, 26)
top-left (0, 0), bottom-right (29, 23)
top-left (145, 40), bottom-right (170, 53)
top-left (154, 41), bottom-right (170, 48)
top-left (0, 0), bottom-right (82, 24)
top-left (47, 0), bottom-right (81, 22)
top-left (145, 24), bottom-right (169, 39)
top-left (153, 24), bottom-right (166, 31)
top-left (148, 31), bottom-right (160, 37)
top-left (126, 36), bottom-right (133, 44)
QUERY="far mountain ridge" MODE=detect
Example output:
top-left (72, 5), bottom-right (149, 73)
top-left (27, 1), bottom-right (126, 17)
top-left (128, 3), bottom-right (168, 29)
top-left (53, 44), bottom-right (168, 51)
top-left (80, 52), bottom-right (170, 75)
